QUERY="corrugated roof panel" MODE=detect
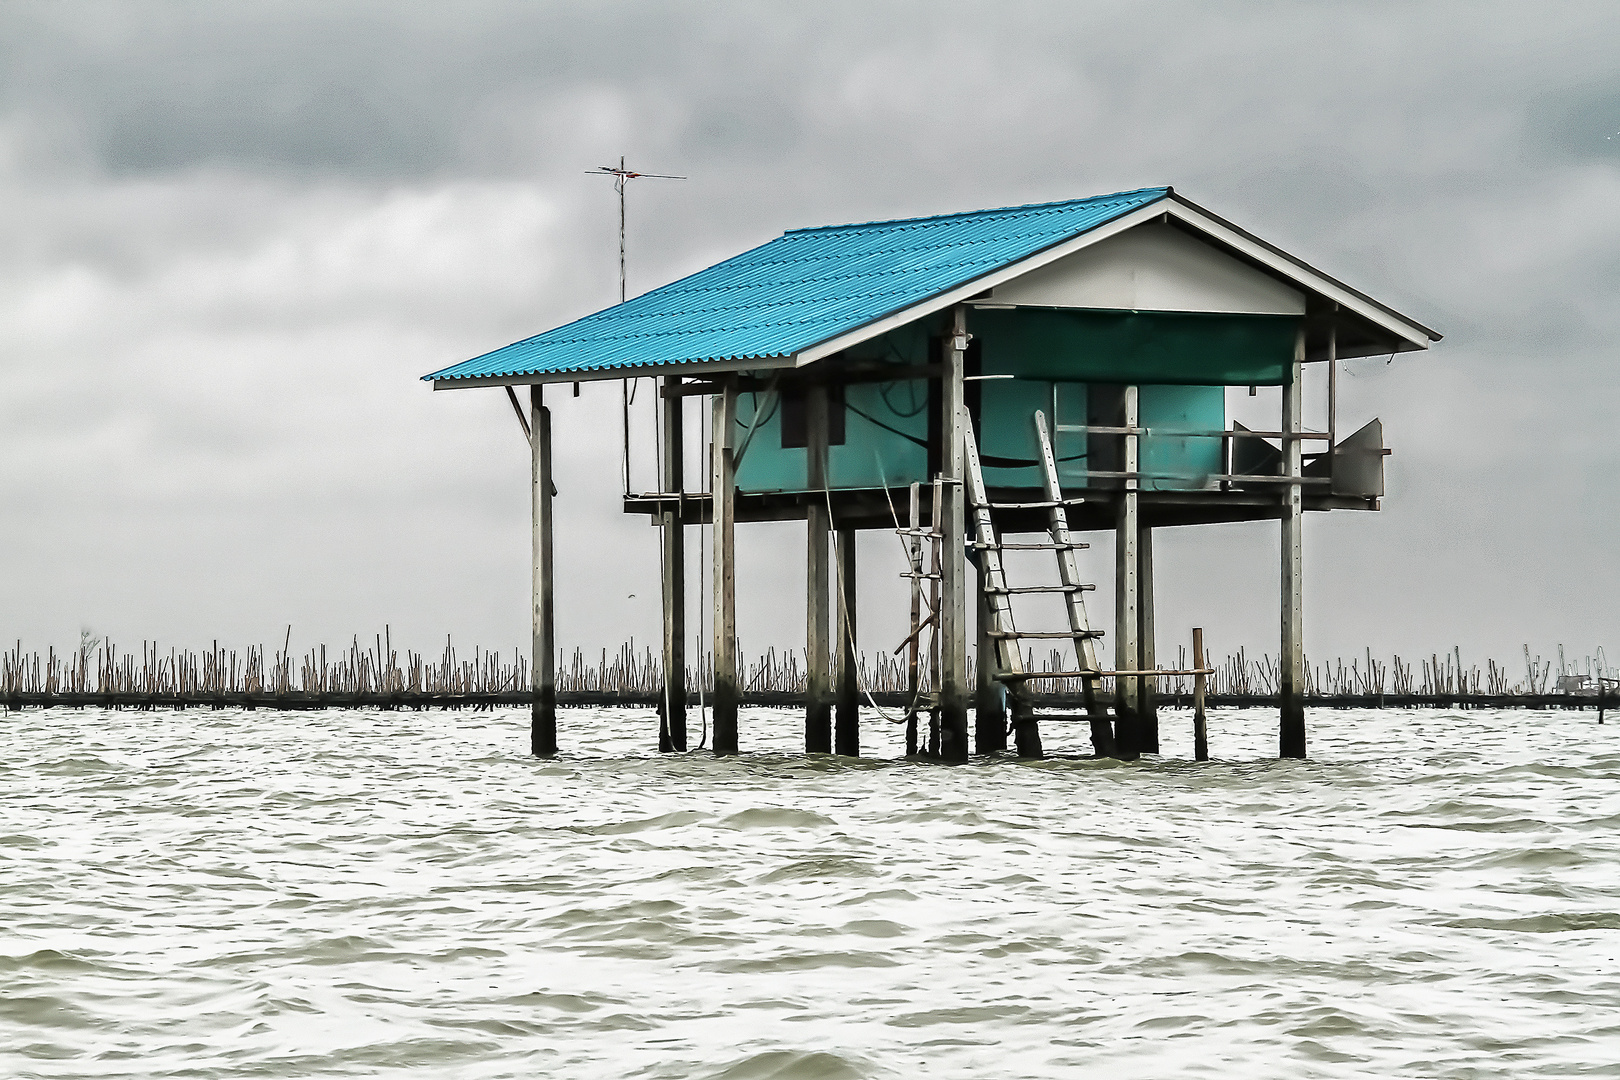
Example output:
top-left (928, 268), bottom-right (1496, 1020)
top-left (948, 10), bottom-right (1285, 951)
top-left (425, 187), bottom-right (1170, 382)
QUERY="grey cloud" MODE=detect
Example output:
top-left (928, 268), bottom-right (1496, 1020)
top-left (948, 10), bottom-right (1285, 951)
top-left (1, 0), bottom-right (1618, 667)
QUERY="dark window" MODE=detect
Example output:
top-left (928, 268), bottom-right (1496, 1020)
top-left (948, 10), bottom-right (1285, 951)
top-left (780, 384), bottom-right (845, 449)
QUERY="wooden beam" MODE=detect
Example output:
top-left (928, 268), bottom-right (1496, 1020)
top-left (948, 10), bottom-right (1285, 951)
top-left (939, 307), bottom-right (970, 761)
top-left (530, 386), bottom-right (556, 757)
top-left (805, 385), bottom-right (832, 753)
top-left (711, 381), bottom-right (739, 756)
top-left (659, 377), bottom-right (686, 752)
top-left (1280, 333), bottom-right (1307, 758)
top-left (665, 363), bottom-right (945, 398)
top-left (835, 527), bottom-right (860, 756)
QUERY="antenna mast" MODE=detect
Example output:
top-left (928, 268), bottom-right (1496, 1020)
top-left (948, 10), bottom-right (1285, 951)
top-left (587, 158), bottom-right (686, 496)
top-left (588, 157), bottom-right (685, 302)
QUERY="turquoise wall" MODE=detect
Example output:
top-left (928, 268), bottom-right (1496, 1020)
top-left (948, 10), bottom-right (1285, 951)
top-left (1138, 385), bottom-right (1225, 491)
top-left (734, 312), bottom-right (1236, 494)
top-left (734, 377), bottom-right (931, 494)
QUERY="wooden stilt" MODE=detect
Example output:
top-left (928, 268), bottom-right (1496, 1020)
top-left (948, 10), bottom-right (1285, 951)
top-left (711, 381), bottom-right (739, 756)
top-left (905, 482), bottom-right (922, 757)
top-left (974, 577), bottom-right (1006, 753)
top-left (938, 307), bottom-right (970, 762)
top-left (530, 385), bottom-right (556, 757)
top-left (1139, 522), bottom-right (1158, 753)
top-left (805, 385), bottom-right (832, 754)
top-left (835, 527), bottom-right (860, 756)
top-left (659, 377), bottom-right (686, 752)
top-left (1192, 626), bottom-right (1209, 761)
top-left (1280, 333), bottom-right (1307, 759)
top-left (1113, 384), bottom-right (1141, 760)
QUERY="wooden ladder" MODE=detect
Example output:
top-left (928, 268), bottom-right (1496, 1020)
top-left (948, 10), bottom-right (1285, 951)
top-left (963, 410), bottom-right (1115, 757)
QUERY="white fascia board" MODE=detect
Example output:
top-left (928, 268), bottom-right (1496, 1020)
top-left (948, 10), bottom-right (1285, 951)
top-left (431, 353), bottom-right (796, 390)
top-left (1163, 198), bottom-right (1440, 349)
top-left (792, 200), bottom-right (1173, 365)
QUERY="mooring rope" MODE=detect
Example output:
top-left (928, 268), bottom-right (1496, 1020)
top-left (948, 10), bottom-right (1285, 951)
top-left (822, 474), bottom-right (927, 726)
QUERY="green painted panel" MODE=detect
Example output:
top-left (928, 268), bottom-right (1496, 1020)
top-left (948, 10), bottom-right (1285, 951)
top-left (1139, 384), bottom-right (1224, 491)
top-left (828, 380), bottom-right (929, 489)
top-left (734, 377), bottom-right (930, 494)
top-left (734, 389), bottom-right (804, 492)
top-left (972, 308), bottom-right (1299, 386)
top-left (978, 379), bottom-right (1086, 489)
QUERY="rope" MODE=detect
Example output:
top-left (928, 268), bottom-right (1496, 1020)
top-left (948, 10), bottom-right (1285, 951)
top-left (822, 467), bottom-right (927, 726)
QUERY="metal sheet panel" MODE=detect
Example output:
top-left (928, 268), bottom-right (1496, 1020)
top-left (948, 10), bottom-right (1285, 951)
top-left (424, 188), bottom-right (1171, 384)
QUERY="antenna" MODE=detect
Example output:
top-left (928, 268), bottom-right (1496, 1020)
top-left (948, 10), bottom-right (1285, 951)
top-left (587, 157), bottom-right (686, 303)
top-left (587, 158), bottom-right (687, 498)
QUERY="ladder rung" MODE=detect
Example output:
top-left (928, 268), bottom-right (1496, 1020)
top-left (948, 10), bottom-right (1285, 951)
top-left (989, 630), bottom-right (1105, 640)
top-left (900, 572), bottom-right (941, 581)
top-left (979, 501), bottom-right (1076, 510)
top-left (974, 541), bottom-right (1089, 551)
top-left (987, 584), bottom-right (1096, 594)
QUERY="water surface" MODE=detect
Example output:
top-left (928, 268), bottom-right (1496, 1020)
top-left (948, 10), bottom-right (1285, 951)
top-left (3, 705), bottom-right (1617, 1078)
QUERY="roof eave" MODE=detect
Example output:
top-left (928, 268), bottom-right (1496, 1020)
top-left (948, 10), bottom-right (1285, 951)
top-left (430, 353), bottom-right (796, 390)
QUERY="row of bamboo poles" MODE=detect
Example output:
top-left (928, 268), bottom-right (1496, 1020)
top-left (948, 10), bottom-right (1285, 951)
top-left (0, 636), bottom-right (1604, 699)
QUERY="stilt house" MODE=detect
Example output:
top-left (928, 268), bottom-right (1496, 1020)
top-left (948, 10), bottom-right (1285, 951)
top-left (424, 186), bottom-right (1438, 761)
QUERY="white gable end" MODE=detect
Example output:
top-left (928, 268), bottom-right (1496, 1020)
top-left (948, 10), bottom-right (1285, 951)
top-left (989, 221), bottom-right (1306, 316)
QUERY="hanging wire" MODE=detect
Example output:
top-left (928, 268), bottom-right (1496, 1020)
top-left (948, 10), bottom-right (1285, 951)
top-left (822, 456), bottom-right (927, 725)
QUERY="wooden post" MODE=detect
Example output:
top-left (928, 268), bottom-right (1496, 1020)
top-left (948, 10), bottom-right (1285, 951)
top-left (906, 482), bottom-right (922, 757)
top-left (1139, 522), bottom-right (1158, 753)
top-left (1192, 626), bottom-right (1208, 761)
top-left (711, 381), bottom-right (739, 756)
top-left (659, 377), bottom-right (686, 752)
top-left (1113, 384), bottom-right (1141, 759)
top-left (1280, 332), bottom-right (1307, 759)
top-left (939, 307), bottom-right (970, 762)
top-left (805, 384), bottom-right (833, 754)
top-left (835, 527), bottom-right (860, 756)
top-left (530, 385), bottom-right (556, 757)
top-left (975, 575), bottom-right (1006, 753)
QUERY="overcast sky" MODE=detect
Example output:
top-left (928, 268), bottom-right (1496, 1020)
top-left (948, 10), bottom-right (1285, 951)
top-left (2, 0), bottom-right (1616, 674)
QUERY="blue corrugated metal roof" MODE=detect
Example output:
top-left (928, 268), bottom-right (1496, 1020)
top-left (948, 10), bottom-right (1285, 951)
top-left (424, 187), bottom-right (1170, 384)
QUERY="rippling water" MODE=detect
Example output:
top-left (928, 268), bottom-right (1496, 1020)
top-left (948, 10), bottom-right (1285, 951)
top-left (3, 704), bottom-right (1617, 1078)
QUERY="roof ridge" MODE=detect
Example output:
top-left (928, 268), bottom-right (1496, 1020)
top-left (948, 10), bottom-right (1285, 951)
top-left (782, 186), bottom-right (1170, 236)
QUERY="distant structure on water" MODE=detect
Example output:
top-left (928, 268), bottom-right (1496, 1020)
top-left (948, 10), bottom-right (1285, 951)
top-left (423, 186), bottom-right (1439, 762)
